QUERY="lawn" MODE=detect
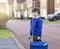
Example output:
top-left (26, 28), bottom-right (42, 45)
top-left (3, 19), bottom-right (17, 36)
top-left (43, 20), bottom-right (60, 24)
top-left (0, 29), bottom-right (11, 38)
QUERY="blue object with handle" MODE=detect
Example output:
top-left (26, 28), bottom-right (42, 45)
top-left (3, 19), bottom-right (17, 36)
top-left (30, 41), bottom-right (48, 49)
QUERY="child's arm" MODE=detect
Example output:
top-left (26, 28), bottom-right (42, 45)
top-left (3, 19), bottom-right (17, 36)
top-left (29, 20), bottom-right (32, 39)
top-left (30, 20), bottom-right (32, 36)
top-left (37, 19), bottom-right (43, 37)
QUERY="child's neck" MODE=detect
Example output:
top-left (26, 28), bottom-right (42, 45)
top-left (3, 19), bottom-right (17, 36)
top-left (33, 15), bottom-right (39, 18)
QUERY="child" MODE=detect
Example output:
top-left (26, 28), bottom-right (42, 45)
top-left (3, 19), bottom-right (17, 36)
top-left (29, 8), bottom-right (43, 42)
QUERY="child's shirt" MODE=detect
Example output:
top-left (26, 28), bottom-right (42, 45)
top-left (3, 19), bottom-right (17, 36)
top-left (30, 16), bottom-right (43, 37)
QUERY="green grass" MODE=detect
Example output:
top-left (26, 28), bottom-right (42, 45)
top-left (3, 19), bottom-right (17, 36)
top-left (0, 29), bottom-right (11, 38)
top-left (43, 20), bottom-right (60, 24)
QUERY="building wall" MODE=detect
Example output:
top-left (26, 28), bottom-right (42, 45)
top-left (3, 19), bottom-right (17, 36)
top-left (32, 0), bottom-right (40, 9)
top-left (40, 0), bottom-right (60, 18)
top-left (47, 0), bottom-right (55, 15)
top-left (26, 0), bottom-right (32, 9)
top-left (13, 0), bottom-right (60, 18)
top-left (26, 0), bottom-right (46, 17)
top-left (55, 0), bottom-right (60, 12)
top-left (40, 0), bottom-right (47, 18)
top-left (40, 0), bottom-right (47, 9)
top-left (0, 0), bottom-right (9, 16)
top-left (26, 0), bottom-right (41, 17)
top-left (0, 3), bottom-right (6, 14)
top-left (25, 0), bottom-right (32, 17)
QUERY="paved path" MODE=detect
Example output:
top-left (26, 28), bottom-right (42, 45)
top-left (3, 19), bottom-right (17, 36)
top-left (7, 20), bottom-right (60, 49)
top-left (0, 38), bottom-right (20, 49)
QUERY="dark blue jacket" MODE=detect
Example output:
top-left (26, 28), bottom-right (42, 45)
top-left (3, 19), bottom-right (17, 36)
top-left (30, 17), bottom-right (43, 37)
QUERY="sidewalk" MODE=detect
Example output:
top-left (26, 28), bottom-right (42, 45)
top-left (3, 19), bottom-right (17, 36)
top-left (0, 30), bottom-right (25, 49)
top-left (0, 38), bottom-right (20, 49)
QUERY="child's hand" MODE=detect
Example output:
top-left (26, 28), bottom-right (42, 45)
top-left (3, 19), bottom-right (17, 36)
top-left (37, 37), bottom-right (41, 41)
top-left (28, 36), bottom-right (32, 39)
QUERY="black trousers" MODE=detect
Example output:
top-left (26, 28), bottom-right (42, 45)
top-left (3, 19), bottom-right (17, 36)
top-left (33, 35), bottom-right (42, 42)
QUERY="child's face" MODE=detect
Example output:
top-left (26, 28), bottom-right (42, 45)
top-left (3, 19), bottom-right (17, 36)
top-left (32, 11), bottom-right (38, 17)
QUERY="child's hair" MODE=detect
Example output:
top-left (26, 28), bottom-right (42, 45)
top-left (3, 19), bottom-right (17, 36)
top-left (32, 8), bottom-right (40, 15)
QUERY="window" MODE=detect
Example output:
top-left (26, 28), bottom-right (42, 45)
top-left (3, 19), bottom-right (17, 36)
top-left (20, 4), bottom-right (23, 9)
top-left (56, 0), bottom-right (60, 3)
top-left (32, 0), bottom-right (38, 2)
top-left (57, 13), bottom-right (60, 15)
top-left (41, 0), bottom-right (46, 5)
top-left (29, 3), bottom-right (32, 7)
top-left (32, 0), bottom-right (37, 2)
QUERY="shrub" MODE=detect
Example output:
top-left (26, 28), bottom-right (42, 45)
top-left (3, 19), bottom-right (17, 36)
top-left (40, 17), bottom-right (45, 19)
top-left (24, 16), bottom-right (32, 20)
top-left (0, 13), bottom-right (10, 29)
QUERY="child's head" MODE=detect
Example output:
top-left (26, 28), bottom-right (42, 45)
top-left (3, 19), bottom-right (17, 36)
top-left (32, 8), bottom-right (40, 17)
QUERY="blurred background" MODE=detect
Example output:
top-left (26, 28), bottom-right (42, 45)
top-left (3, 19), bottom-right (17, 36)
top-left (0, 0), bottom-right (60, 19)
